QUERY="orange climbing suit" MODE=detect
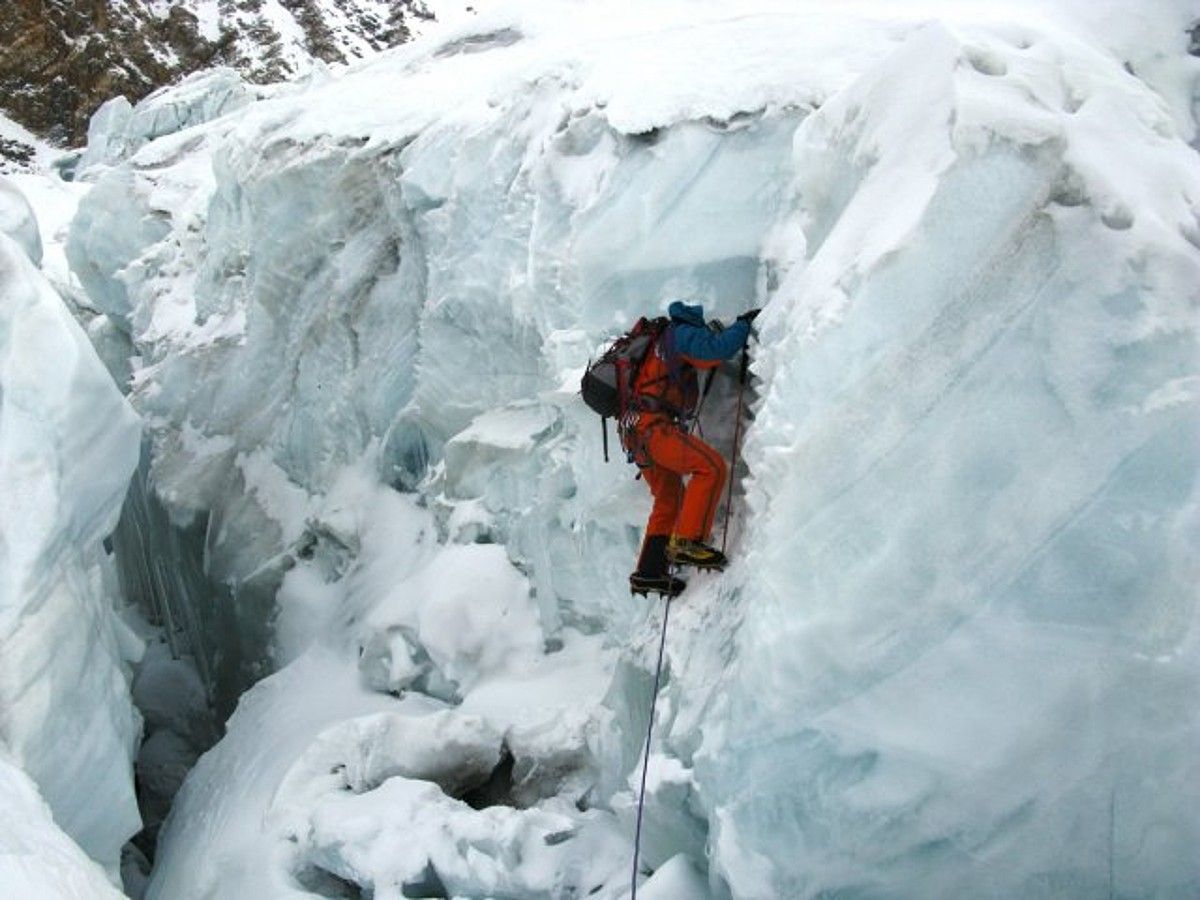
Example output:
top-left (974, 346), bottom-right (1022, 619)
top-left (621, 339), bottom-right (727, 545)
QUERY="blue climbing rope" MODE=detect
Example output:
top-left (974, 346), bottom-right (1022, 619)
top-left (630, 342), bottom-right (734, 895)
top-left (631, 597), bottom-right (671, 899)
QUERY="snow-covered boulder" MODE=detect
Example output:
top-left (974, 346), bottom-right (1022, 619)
top-left (0, 223), bottom-right (142, 877)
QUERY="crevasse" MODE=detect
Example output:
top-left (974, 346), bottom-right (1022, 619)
top-left (46, 1), bottom-right (1200, 898)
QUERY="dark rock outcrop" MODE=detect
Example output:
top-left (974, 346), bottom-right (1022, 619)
top-left (0, 0), bottom-right (432, 146)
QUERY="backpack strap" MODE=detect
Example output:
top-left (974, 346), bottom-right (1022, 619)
top-left (627, 321), bottom-right (691, 420)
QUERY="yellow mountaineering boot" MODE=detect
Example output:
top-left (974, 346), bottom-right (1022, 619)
top-left (666, 535), bottom-right (728, 571)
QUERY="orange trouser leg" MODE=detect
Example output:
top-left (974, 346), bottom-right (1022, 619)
top-left (643, 424), bottom-right (728, 542)
top-left (642, 462), bottom-right (683, 539)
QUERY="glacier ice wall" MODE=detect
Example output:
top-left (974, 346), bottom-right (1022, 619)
top-left (1, 181), bottom-right (143, 877)
top-left (64, 2), bottom-right (1200, 898)
top-left (687, 20), bottom-right (1200, 899)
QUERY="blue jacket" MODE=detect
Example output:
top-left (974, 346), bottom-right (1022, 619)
top-left (667, 300), bottom-right (750, 363)
top-left (628, 300), bottom-right (751, 422)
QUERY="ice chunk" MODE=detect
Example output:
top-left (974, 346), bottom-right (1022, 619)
top-left (0, 752), bottom-right (127, 900)
top-left (4, 172), bottom-right (90, 294)
top-left (80, 97), bottom-right (133, 171)
top-left (145, 642), bottom-right (609, 900)
top-left (638, 853), bottom-right (712, 900)
top-left (78, 69), bottom-right (261, 175)
top-left (145, 475), bottom-right (624, 899)
top-left (0, 175), bottom-right (42, 265)
top-left (363, 543), bottom-right (543, 697)
top-left (274, 709), bottom-right (504, 807)
top-left (300, 774), bottom-right (626, 900)
top-left (145, 647), bottom-right (410, 900)
top-left (0, 231), bottom-right (142, 875)
top-left (131, 639), bottom-right (213, 747)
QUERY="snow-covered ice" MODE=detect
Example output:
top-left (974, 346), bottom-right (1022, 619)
top-left (0, 751), bottom-right (127, 900)
top-left (77, 69), bottom-right (266, 177)
top-left (1, 180), bottom-right (143, 883)
top-left (0, 176), bottom-right (43, 266)
top-left (36, 0), bottom-right (1200, 896)
top-left (149, 476), bottom-right (627, 898)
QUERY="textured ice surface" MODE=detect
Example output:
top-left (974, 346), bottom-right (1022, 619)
top-left (638, 853), bottom-right (713, 900)
top-left (0, 175), bottom-right (43, 266)
top-left (78, 69), bottom-right (264, 176)
top-left (3, 173), bottom-right (91, 296)
top-left (62, 1), bottom-right (1200, 897)
top-left (1, 181), bottom-right (143, 880)
top-left (148, 478), bottom-right (625, 898)
top-left (690, 16), bottom-right (1200, 900)
top-left (0, 751), bottom-right (126, 900)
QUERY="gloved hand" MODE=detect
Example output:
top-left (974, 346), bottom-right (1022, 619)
top-left (737, 307), bottom-right (762, 324)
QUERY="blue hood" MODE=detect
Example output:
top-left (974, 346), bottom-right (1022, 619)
top-left (668, 300), bottom-right (705, 327)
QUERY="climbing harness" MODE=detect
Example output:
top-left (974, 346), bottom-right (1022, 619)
top-left (720, 346), bottom-right (751, 555)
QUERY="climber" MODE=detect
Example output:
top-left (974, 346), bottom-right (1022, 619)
top-left (624, 301), bottom-right (760, 597)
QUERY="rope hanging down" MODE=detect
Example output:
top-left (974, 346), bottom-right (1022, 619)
top-left (630, 596), bottom-right (671, 900)
top-left (630, 343), bottom-right (746, 897)
top-left (630, 378), bottom-right (703, 896)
